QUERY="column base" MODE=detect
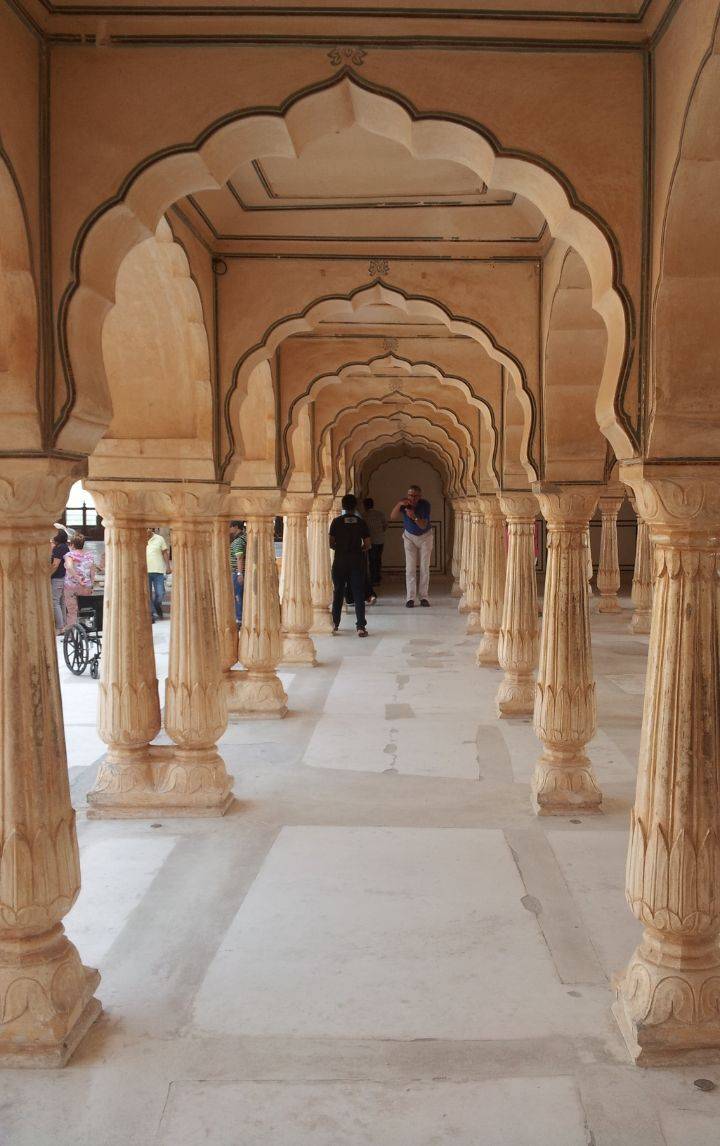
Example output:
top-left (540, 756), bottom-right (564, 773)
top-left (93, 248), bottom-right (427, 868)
top-left (598, 594), bottom-right (623, 614)
top-left (282, 633), bottom-right (317, 665)
top-left (531, 751), bottom-right (602, 815)
top-left (87, 747), bottom-right (235, 818)
top-left (496, 674), bottom-right (535, 717)
top-left (458, 594), bottom-right (469, 614)
top-left (310, 607), bottom-right (334, 635)
top-left (476, 632), bottom-right (500, 666)
top-left (86, 751), bottom-right (155, 816)
top-left (629, 610), bottom-right (651, 635)
top-left (0, 928), bottom-right (102, 1068)
top-left (230, 670), bottom-right (288, 719)
top-left (466, 610), bottom-right (483, 635)
top-left (450, 580), bottom-right (462, 597)
top-left (224, 668), bottom-right (248, 714)
top-left (613, 935), bottom-right (720, 1065)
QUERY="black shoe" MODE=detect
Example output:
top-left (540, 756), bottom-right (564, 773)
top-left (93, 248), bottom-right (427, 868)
top-left (406, 600), bottom-right (415, 608)
top-left (420, 599), bottom-right (430, 607)
top-left (357, 628), bottom-right (368, 638)
top-left (332, 625), bottom-right (339, 634)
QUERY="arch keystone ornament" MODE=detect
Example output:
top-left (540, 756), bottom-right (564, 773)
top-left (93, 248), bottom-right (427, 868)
top-left (532, 484), bottom-right (602, 815)
top-left (496, 492), bottom-right (539, 717)
top-left (614, 464), bottom-right (720, 1065)
top-left (0, 459), bottom-right (101, 1066)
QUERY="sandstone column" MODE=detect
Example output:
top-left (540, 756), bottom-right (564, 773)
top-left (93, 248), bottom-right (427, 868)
top-left (614, 466), bottom-right (720, 1063)
top-left (532, 485), bottom-right (602, 815)
top-left (457, 502), bottom-right (472, 613)
top-left (0, 459), bottom-right (101, 1065)
top-left (476, 495), bottom-right (507, 666)
top-left (308, 496), bottom-right (333, 634)
top-left (496, 492), bottom-right (539, 716)
top-left (281, 498), bottom-right (317, 666)
top-left (463, 500), bottom-right (485, 635)
top-left (450, 500), bottom-right (464, 597)
top-left (212, 517), bottom-right (240, 678)
top-left (597, 486), bottom-right (625, 613)
top-left (584, 525), bottom-right (594, 595)
top-left (236, 511), bottom-right (288, 718)
top-left (157, 488), bottom-right (234, 814)
top-left (84, 485), bottom-right (162, 818)
top-left (628, 494), bottom-right (652, 635)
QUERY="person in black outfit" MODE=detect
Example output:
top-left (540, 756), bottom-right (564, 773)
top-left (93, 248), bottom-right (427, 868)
top-left (50, 528), bottom-right (70, 635)
top-left (329, 494), bottom-right (371, 637)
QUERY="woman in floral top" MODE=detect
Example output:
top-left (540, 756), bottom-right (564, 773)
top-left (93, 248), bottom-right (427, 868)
top-left (63, 534), bottom-right (98, 628)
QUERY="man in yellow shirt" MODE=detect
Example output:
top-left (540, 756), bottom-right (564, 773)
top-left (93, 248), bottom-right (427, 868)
top-left (146, 528), bottom-right (171, 622)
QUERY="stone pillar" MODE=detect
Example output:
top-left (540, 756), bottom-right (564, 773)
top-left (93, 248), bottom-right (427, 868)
top-left (84, 486), bottom-right (162, 818)
top-left (614, 466), bottom-right (720, 1064)
top-left (158, 488), bottom-right (234, 814)
top-left (584, 525), bottom-right (594, 595)
top-left (464, 500), bottom-right (485, 635)
top-left (281, 498), bottom-right (317, 666)
top-left (458, 504), bottom-right (473, 613)
top-left (476, 495), bottom-right (507, 666)
top-left (628, 494), bottom-right (652, 635)
top-left (450, 501), bottom-right (464, 597)
top-left (532, 484), bottom-right (602, 815)
top-left (211, 517), bottom-right (246, 714)
top-left (496, 492), bottom-right (539, 717)
top-left (0, 459), bottom-right (101, 1065)
top-left (235, 513), bottom-right (288, 718)
top-left (308, 496), bottom-right (333, 634)
top-left (597, 486), bottom-right (625, 613)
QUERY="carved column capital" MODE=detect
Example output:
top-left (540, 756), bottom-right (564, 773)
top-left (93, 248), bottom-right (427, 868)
top-left (281, 493), bottom-right (314, 515)
top-left (0, 457), bottom-right (84, 528)
top-left (477, 493), bottom-right (503, 522)
top-left (230, 488), bottom-right (283, 518)
top-left (621, 463), bottom-right (720, 537)
top-left (498, 491), bottom-right (538, 523)
top-left (532, 482), bottom-right (600, 526)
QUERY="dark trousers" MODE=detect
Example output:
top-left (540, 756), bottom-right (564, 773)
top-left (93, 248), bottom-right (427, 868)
top-left (148, 572), bottom-right (165, 619)
top-left (332, 561), bottom-right (367, 630)
top-left (369, 543), bottom-right (384, 585)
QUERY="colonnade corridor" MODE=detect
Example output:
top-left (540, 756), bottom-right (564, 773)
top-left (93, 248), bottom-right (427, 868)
top-left (4, 580), bottom-right (714, 1145)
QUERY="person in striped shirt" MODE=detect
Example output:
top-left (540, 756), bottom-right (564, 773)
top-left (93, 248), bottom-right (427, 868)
top-left (229, 520), bottom-right (246, 626)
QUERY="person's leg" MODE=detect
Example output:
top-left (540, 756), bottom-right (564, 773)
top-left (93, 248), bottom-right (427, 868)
top-left (376, 544), bottom-right (384, 584)
top-left (331, 563), bottom-right (345, 628)
top-left (369, 545), bottom-right (379, 585)
top-left (64, 586), bottom-right (79, 627)
top-left (350, 565), bottom-right (367, 629)
top-left (51, 580), bottom-right (64, 632)
top-left (155, 573), bottom-right (166, 618)
top-left (147, 573), bottom-right (156, 620)
top-left (403, 533), bottom-right (418, 601)
top-left (418, 532), bottom-right (434, 600)
top-left (232, 572), bottom-right (242, 624)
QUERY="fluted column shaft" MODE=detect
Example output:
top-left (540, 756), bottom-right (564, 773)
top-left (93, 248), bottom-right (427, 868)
top-left (458, 508), bottom-right (472, 613)
top-left (630, 517), bottom-right (653, 635)
top-left (496, 492), bottom-right (539, 716)
top-left (86, 509), bottom-right (161, 816)
top-left (236, 515), bottom-right (288, 718)
top-left (584, 525), bottom-right (594, 594)
top-left (597, 490), bottom-right (625, 613)
top-left (281, 511), bottom-right (317, 665)
top-left (464, 503), bottom-right (485, 635)
top-left (0, 460), bottom-right (101, 1065)
top-left (308, 498), bottom-right (334, 634)
top-left (160, 515), bottom-right (233, 813)
top-left (476, 497), bottom-right (507, 666)
top-left (532, 485), bottom-right (601, 815)
top-left (450, 502), bottom-right (464, 597)
top-left (211, 517), bottom-right (247, 716)
top-left (614, 466), bottom-right (720, 1064)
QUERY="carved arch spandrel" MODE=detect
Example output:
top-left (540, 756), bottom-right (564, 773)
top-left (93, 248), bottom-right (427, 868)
top-left (59, 72), bottom-right (634, 463)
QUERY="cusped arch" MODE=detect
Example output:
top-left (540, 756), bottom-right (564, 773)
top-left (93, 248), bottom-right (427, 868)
top-left (319, 393), bottom-right (478, 495)
top-left (358, 440), bottom-right (454, 498)
top-left (59, 72), bottom-right (634, 461)
top-left (283, 352), bottom-right (500, 487)
top-left (0, 140), bottom-right (40, 449)
top-left (650, 12), bottom-right (720, 460)
top-left (352, 431), bottom-right (460, 497)
top-left (335, 413), bottom-right (466, 495)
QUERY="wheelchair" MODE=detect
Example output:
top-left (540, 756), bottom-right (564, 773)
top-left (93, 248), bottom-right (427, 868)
top-left (63, 592), bottom-right (104, 679)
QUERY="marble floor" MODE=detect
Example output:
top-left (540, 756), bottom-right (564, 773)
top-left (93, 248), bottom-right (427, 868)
top-left (4, 584), bottom-right (720, 1145)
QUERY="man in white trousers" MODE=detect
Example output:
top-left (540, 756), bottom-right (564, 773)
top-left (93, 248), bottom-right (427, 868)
top-left (390, 484), bottom-right (433, 607)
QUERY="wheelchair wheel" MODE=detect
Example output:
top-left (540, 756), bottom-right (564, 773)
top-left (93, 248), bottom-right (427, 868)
top-left (90, 658), bottom-right (100, 680)
top-left (63, 624), bottom-right (90, 675)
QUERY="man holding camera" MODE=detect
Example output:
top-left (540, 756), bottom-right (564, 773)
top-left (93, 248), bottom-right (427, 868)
top-left (390, 484), bottom-right (433, 608)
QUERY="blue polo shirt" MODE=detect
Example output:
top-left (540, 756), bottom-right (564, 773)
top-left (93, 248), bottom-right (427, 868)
top-left (402, 499), bottom-right (432, 536)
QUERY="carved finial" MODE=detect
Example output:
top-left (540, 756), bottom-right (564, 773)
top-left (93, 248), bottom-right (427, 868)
top-left (327, 46), bottom-right (367, 67)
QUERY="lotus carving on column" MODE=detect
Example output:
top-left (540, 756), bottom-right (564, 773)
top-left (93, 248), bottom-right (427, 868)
top-left (626, 813), bottom-right (720, 934)
top-left (0, 819), bottom-right (80, 928)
